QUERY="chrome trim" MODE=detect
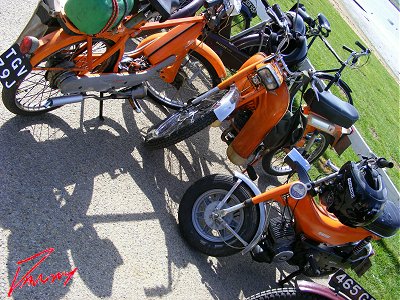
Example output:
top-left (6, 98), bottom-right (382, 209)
top-left (213, 85), bottom-right (240, 121)
top-left (231, 172), bottom-right (268, 255)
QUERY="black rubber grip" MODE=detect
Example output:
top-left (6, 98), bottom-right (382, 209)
top-left (355, 41), bottom-right (367, 51)
top-left (298, 7), bottom-right (313, 25)
top-left (343, 45), bottom-right (354, 52)
top-left (272, 4), bottom-right (284, 21)
top-left (377, 158), bottom-right (394, 168)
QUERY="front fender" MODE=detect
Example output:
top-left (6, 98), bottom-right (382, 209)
top-left (213, 85), bottom-right (240, 121)
top-left (190, 39), bottom-right (227, 79)
top-left (233, 172), bottom-right (268, 255)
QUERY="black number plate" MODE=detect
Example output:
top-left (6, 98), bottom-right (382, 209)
top-left (329, 269), bottom-right (375, 300)
top-left (0, 44), bottom-right (32, 89)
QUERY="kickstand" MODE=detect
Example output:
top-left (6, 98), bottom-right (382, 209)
top-left (99, 92), bottom-right (104, 121)
top-left (278, 268), bottom-right (304, 287)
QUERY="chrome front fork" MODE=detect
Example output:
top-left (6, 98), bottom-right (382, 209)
top-left (211, 172), bottom-right (268, 255)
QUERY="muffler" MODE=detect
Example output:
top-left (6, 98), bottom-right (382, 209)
top-left (44, 94), bottom-right (84, 108)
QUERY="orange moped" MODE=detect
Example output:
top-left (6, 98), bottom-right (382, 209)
top-left (0, 0), bottom-right (230, 116)
top-left (178, 148), bottom-right (399, 283)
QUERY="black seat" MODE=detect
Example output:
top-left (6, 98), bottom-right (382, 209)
top-left (304, 89), bottom-right (359, 129)
top-left (148, 0), bottom-right (180, 20)
top-left (364, 201), bottom-right (400, 238)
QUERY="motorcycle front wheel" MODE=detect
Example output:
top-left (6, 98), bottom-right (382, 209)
top-left (146, 51), bottom-right (221, 109)
top-left (262, 132), bottom-right (333, 176)
top-left (145, 91), bottom-right (227, 149)
top-left (178, 174), bottom-right (259, 257)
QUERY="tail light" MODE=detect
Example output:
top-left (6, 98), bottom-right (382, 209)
top-left (20, 36), bottom-right (40, 55)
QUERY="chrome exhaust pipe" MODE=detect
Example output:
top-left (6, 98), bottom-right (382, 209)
top-left (44, 94), bottom-right (84, 108)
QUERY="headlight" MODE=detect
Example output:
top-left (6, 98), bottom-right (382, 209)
top-left (256, 62), bottom-right (283, 91)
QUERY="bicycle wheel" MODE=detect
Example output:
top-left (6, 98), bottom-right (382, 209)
top-left (146, 51), bottom-right (221, 110)
top-left (230, 11), bottom-right (252, 35)
top-left (178, 174), bottom-right (259, 257)
top-left (314, 73), bottom-right (353, 105)
top-left (145, 91), bottom-right (226, 149)
top-left (262, 132), bottom-right (333, 176)
top-left (2, 39), bottom-right (118, 115)
top-left (246, 288), bottom-right (332, 300)
top-left (234, 36), bottom-right (270, 58)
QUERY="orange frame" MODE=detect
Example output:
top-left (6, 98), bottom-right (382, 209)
top-left (30, 13), bottom-right (224, 81)
top-left (252, 182), bottom-right (379, 246)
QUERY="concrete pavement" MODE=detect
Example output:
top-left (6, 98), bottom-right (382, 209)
top-left (0, 1), bottom-right (310, 299)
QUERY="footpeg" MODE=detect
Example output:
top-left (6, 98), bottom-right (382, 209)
top-left (129, 98), bottom-right (142, 113)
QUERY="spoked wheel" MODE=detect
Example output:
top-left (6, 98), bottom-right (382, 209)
top-left (145, 90), bottom-right (226, 149)
top-left (146, 51), bottom-right (221, 109)
top-left (178, 175), bottom-right (259, 257)
top-left (314, 73), bottom-right (353, 105)
top-left (262, 132), bottom-right (333, 176)
top-left (246, 288), bottom-right (333, 300)
top-left (230, 11), bottom-right (252, 35)
top-left (2, 39), bottom-right (117, 115)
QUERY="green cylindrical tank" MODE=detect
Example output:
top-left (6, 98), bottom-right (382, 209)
top-left (64, 0), bottom-right (135, 35)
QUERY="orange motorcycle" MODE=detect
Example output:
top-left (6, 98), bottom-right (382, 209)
top-left (178, 148), bottom-right (400, 282)
top-left (145, 4), bottom-right (294, 160)
top-left (0, 0), bottom-right (231, 116)
top-left (260, 73), bottom-right (359, 176)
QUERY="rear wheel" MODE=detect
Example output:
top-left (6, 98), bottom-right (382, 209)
top-left (262, 132), bottom-right (333, 176)
top-left (146, 51), bottom-right (221, 109)
top-left (178, 174), bottom-right (259, 257)
top-left (2, 39), bottom-right (117, 115)
top-left (314, 73), bottom-right (353, 105)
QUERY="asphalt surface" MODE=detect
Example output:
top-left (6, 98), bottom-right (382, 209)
top-left (0, 2), bottom-right (325, 299)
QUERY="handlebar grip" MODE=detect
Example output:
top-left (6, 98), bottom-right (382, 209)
top-left (377, 158), bottom-right (394, 169)
top-left (298, 7), bottom-right (314, 26)
top-left (343, 45), bottom-right (354, 53)
top-left (355, 41), bottom-right (367, 51)
top-left (272, 4), bottom-right (285, 21)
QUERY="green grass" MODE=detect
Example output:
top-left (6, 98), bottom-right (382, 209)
top-left (274, 1), bottom-right (400, 299)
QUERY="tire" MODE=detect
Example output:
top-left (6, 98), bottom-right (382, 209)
top-left (235, 36), bottom-right (270, 58)
top-left (146, 51), bottom-right (221, 109)
top-left (230, 11), bottom-right (252, 35)
top-left (246, 288), bottom-right (332, 300)
top-left (145, 90), bottom-right (226, 149)
top-left (314, 73), bottom-right (353, 105)
top-left (178, 174), bottom-right (260, 257)
top-left (262, 132), bottom-right (334, 176)
top-left (2, 39), bottom-right (118, 116)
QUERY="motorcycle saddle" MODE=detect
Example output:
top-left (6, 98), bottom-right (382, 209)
top-left (304, 89), bottom-right (359, 129)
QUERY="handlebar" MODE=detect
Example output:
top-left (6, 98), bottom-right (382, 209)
top-left (340, 41), bottom-right (371, 67)
top-left (355, 40), bottom-right (367, 51)
top-left (286, 148), bottom-right (394, 190)
top-left (377, 158), bottom-right (394, 169)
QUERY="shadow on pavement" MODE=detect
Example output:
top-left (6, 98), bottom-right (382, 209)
top-left (0, 100), bottom-right (308, 299)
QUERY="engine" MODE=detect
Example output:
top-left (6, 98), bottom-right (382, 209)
top-left (251, 217), bottom-right (296, 263)
top-left (221, 109), bottom-right (253, 144)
